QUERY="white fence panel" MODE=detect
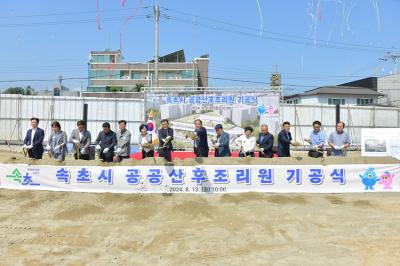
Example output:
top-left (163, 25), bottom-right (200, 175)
top-left (1, 95), bottom-right (399, 148)
top-left (280, 104), bottom-right (400, 146)
top-left (0, 95), bottom-right (144, 144)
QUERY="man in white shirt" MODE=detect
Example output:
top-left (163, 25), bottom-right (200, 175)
top-left (23, 117), bottom-right (44, 159)
top-left (235, 126), bottom-right (256, 157)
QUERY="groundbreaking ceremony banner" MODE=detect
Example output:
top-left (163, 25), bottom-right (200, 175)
top-left (144, 89), bottom-right (280, 151)
top-left (1, 163), bottom-right (399, 194)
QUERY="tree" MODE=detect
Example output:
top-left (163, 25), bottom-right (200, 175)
top-left (2, 86), bottom-right (36, 95)
top-left (134, 83), bottom-right (144, 92)
top-left (3, 87), bottom-right (25, 94)
top-left (106, 86), bottom-right (123, 92)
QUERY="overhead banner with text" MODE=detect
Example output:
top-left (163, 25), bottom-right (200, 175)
top-left (144, 90), bottom-right (280, 151)
top-left (1, 163), bottom-right (399, 193)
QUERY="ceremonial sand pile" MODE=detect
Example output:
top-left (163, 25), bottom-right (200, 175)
top-left (1, 148), bottom-right (400, 265)
top-left (0, 147), bottom-right (399, 166)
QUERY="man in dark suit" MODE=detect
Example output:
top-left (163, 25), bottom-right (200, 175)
top-left (158, 119), bottom-right (174, 162)
top-left (278, 121), bottom-right (293, 157)
top-left (23, 117), bottom-right (44, 159)
top-left (213, 124), bottom-right (231, 157)
top-left (95, 122), bottom-right (117, 162)
top-left (256, 124), bottom-right (274, 158)
top-left (193, 119), bottom-right (209, 157)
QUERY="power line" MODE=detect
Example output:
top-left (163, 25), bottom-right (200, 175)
top-left (164, 15), bottom-right (389, 54)
top-left (0, 15), bottom-right (149, 28)
top-left (162, 7), bottom-right (394, 51)
top-left (0, 6), bottom-right (151, 19)
top-left (0, 74), bottom-right (322, 88)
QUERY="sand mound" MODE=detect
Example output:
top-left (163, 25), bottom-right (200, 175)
top-left (1, 190), bottom-right (400, 265)
top-left (0, 148), bottom-right (398, 166)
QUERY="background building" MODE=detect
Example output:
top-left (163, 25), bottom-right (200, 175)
top-left (285, 85), bottom-right (383, 105)
top-left (160, 104), bottom-right (191, 120)
top-left (36, 84), bottom-right (80, 97)
top-left (87, 49), bottom-right (209, 92)
top-left (377, 73), bottom-right (400, 106)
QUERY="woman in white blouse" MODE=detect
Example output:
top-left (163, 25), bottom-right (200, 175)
top-left (235, 126), bottom-right (256, 157)
top-left (139, 124), bottom-right (154, 159)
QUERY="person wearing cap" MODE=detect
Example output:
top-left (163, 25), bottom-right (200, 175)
top-left (115, 120), bottom-right (131, 161)
top-left (193, 119), bottom-right (209, 157)
top-left (70, 120), bottom-right (91, 160)
top-left (212, 124), bottom-right (231, 157)
top-left (95, 122), bottom-right (117, 162)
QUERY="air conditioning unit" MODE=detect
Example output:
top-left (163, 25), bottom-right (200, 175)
top-left (122, 76), bottom-right (130, 80)
top-left (144, 76), bottom-right (149, 80)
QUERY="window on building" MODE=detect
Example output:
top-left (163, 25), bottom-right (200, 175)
top-left (131, 72), bottom-right (142, 80)
top-left (286, 99), bottom-right (298, 104)
top-left (328, 98), bottom-right (345, 105)
top-left (120, 71), bottom-right (129, 79)
top-left (181, 70), bottom-right (196, 79)
top-left (90, 70), bottom-right (120, 79)
top-left (91, 55), bottom-right (113, 63)
top-left (357, 98), bottom-right (373, 105)
top-left (164, 72), bottom-right (179, 80)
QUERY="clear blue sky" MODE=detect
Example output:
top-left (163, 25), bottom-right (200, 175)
top-left (0, 0), bottom-right (399, 94)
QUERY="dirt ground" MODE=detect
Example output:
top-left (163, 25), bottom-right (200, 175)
top-left (1, 148), bottom-right (400, 265)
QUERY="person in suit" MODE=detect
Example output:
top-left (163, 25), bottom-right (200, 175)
top-left (158, 119), bottom-right (174, 162)
top-left (47, 121), bottom-right (68, 162)
top-left (23, 117), bottom-right (44, 159)
top-left (213, 124), bottom-right (231, 157)
top-left (278, 121), bottom-right (293, 157)
top-left (193, 119), bottom-right (209, 157)
top-left (256, 124), bottom-right (274, 158)
top-left (115, 120), bottom-right (131, 162)
top-left (70, 120), bottom-right (91, 160)
top-left (95, 122), bottom-right (117, 163)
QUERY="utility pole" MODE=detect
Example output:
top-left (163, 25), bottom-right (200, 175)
top-left (154, 2), bottom-right (160, 88)
top-left (380, 51), bottom-right (399, 105)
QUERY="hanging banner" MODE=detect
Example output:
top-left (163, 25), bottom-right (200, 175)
top-left (1, 163), bottom-right (399, 194)
top-left (144, 90), bottom-right (280, 152)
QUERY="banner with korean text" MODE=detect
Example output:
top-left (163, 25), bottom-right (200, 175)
top-left (1, 164), bottom-right (399, 194)
top-left (144, 89), bottom-right (280, 151)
